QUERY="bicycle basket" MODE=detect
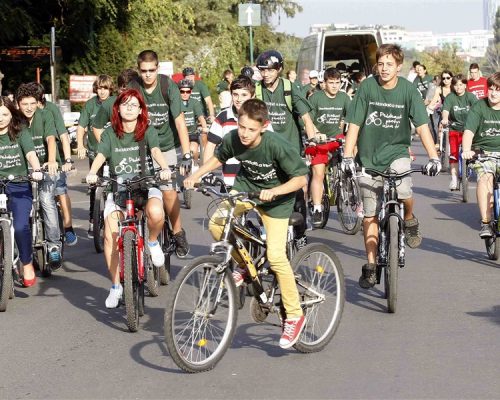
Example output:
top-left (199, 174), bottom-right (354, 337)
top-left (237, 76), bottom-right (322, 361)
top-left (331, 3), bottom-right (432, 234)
top-left (207, 197), bottom-right (232, 227)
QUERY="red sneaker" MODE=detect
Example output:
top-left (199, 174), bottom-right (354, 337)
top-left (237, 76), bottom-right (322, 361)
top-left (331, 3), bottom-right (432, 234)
top-left (279, 315), bottom-right (305, 349)
top-left (232, 267), bottom-right (247, 287)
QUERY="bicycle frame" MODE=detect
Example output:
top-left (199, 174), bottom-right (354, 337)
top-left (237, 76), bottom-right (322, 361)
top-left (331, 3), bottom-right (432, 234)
top-left (0, 181), bottom-right (16, 275)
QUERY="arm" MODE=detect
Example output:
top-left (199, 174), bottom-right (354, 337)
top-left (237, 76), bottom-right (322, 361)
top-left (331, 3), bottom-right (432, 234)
top-left (76, 125), bottom-right (87, 159)
top-left (59, 132), bottom-right (73, 172)
top-left (183, 155), bottom-right (222, 189)
top-left (343, 123), bottom-right (361, 158)
top-left (260, 175), bottom-right (307, 202)
top-left (203, 142), bottom-right (217, 163)
top-left (151, 147), bottom-right (169, 170)
top-left (174, 113), bottom-right (190, 155)
top-left (415, 124), bottom-right (439, 159)
top-left (45, 135), bottom-right (58, 175)
top-left (428, 87), bottom-right (441, 110)
top-left (26, 150), bottom-right (41, 171)
top-left (462, 129), bottom-right (475, 159)
top-left (88, 153), bottom-right (106, 175)
top-left (204, 96), bottom-right (215, 123)
top-left (92, 127), bottom-right (104, 143)
top-left (301, 112), bottom-right (317, 140)
top-left (198, 115), bottom-right (208, 133)
top-left (441, 110), bottom-right (450, 127)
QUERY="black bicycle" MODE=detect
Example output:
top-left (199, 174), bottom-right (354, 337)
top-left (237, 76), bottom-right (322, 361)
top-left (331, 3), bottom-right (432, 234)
top-left (164, 182), bottom-right (345, 373)
top-left (365, 167), bottom-right (422, 314)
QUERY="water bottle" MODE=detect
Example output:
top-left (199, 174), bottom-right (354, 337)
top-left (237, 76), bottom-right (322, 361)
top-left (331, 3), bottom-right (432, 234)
top-left (103, 164), bottom-right (110, 178)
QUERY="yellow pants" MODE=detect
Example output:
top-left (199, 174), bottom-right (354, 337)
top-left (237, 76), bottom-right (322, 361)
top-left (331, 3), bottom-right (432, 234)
top-left (208, 199), bottom-right (303, 318)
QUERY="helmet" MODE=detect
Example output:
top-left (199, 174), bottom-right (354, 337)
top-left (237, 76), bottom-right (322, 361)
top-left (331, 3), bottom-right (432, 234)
top-left (309, 70), bottom-right (319, 79)
top-left (255, 50), bottom-right (284, 70)
top-left (182, 67), bottom-right (195, 76)
top-left (336, 62), bottom-right (347, 72)
top-left (178, 79), bottom-right (193, 89)
top-left (240, 66), bottom-right (254, 78)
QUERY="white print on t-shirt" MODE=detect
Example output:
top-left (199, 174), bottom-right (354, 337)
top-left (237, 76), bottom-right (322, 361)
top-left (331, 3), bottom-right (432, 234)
top-left (480, 128), bottom-right (500, 137)
top-left (242, 160), bottom-right (277, 181)
top-left (365, 111), bottom-right (402, 129)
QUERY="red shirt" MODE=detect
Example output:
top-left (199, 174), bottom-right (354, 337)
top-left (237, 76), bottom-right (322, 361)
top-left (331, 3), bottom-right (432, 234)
top-left (467, 77), bottom-right (488, 99)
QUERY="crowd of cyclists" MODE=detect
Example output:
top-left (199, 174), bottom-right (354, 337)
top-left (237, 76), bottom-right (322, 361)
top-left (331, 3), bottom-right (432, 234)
top-left (2, 43), bottom-right (500, 349)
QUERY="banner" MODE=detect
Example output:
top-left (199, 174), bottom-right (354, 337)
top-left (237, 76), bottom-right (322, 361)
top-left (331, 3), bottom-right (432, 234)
top-left (69, 75), bottom-right (97, 103)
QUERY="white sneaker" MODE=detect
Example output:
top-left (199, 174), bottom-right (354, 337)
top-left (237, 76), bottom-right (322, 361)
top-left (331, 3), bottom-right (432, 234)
top-left (148, 241), bottom-right (165, 267)
top-left (105, 285), bottom-right (123, 308)
top-left (449, 176), bottom-right (458, 190)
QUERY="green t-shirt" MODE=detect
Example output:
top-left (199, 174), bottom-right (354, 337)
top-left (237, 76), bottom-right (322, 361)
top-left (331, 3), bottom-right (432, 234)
top-left (191, 80), bottom-right (211, 116)
top-left (465, 99), bottom-right (500, 152)
top-left (216, 80), bottom-right (229, 94)
top-left (44, 101), bottom-right (67, 135)
top-left (309, 90), bottom-right (351, 136)
top-left (413, 74), bottom-right (433, 99)
top-left (97, 125), bottom-right (160, 177)
top-left (136, 79), bottom-right (182, 152)
top-left (0, 129), bottom-right (35, 177)
top-left (346, 76), bottom-right (428, 172)
top-left (442, 91), bottom-right (477, 132)
top-left (26, 108), bottom-right (60, 165)
top-left (259, 78), bottom-right (312, 152)
top-left (181, 98), bottom-right (203, 135)
top-left (78, 96), bottom-right (104, 152)
top-left (215, 130), bottom-right (308, 218)
top-left (92, 95), bottom-right (115, 130)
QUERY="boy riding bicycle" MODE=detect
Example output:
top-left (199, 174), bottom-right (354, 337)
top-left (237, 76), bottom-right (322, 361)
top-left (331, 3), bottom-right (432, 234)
top-left (306, 67), bottom-right (351, 227)
top-left (184, 99), bottom-right (309, 349)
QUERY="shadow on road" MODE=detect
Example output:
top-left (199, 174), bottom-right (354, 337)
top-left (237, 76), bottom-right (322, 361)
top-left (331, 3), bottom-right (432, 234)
top-left (467, 305), bottom-right (500, 326)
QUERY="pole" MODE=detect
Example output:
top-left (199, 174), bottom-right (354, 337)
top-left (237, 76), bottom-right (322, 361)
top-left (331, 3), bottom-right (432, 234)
top-left (36, 68), bottom-right (41, 83)
top-left (50, 27), bottom-right (56, 102)
top-left (249, 25), bottom-right (254, 65)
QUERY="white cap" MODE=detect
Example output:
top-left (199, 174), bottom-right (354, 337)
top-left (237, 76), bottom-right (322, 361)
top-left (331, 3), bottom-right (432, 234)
top-left (309, 70), bottom-right (319, 78)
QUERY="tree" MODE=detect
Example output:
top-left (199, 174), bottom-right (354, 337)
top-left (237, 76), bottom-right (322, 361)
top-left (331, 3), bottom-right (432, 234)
top-left (486, 6), bottom-right (500, 73)
top-left (418, 44), bottom-right (466, 76)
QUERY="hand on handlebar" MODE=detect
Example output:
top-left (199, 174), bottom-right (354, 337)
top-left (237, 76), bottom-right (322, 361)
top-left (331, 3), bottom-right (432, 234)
top-left (259, 189), bottom-right (277, 202)
top-left (462, 150), bottom-right (475, 160)
top-left (77, 147), bottom-right (87, 160)
top-left (424, 158), bottom-right (442, 176)
top-left (340, 157), bottom-right (356, 177)
top-left (31, 171), bottom-right (43, 182)
top-left (44, 161), bottom-right (59, 176)
top-left (183, 175), bottom-right (199, 190)
top-left (159, 168), bottom-right (173, 181)
top-left (86, 173), bottom-right (98, 185)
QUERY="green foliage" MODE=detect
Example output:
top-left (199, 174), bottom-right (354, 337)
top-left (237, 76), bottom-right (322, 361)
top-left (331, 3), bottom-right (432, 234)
top-left (401, 45), bottom-right (466, 78)
top-left (485, 6), bottom-right (500, 73)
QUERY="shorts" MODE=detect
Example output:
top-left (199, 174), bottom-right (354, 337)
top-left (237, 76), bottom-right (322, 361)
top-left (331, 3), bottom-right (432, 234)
top-left (54, 171), bottom-right (67, 196)
top-left (304, 134), bottom-right (343, 166)
top-left (358, 158), bottom-right (413, 217)
top-left (189, 133), bottom-right (200, 143)
top-left (470, 151), bottom-right (500, 178)
top-left (103, 187), bottom-right (162, 220)
top-left (152, 148), bottom-right (179, 191)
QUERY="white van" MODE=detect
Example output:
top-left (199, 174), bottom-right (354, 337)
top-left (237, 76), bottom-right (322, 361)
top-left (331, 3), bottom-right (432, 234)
top-left (296, 27), bottom-right (382, 85)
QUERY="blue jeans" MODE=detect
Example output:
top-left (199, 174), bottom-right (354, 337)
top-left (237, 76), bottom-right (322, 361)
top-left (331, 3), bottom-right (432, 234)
top-left (39, 173), bottom-right (61, 249)
top-left (6, 183), bottom-right (33, 265)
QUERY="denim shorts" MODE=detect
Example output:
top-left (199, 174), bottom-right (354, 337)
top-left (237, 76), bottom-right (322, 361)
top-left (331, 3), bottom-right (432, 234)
top-left (54, 171), bottom-right (67, 196)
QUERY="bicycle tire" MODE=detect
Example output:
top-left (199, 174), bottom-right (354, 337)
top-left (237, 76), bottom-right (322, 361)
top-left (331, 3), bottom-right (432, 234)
top-left (336, 174), bottom-right (362, 235)
top-left (291, 243), bottom-right (345, 353)
top-left (35, 219), bottom-right (51, 278)
top-left (143, 221), bottom-right (160, 297)
top-left (123, 230), bottom-right (140, 332)
top-left (164, 255), bottom-right (238, 373)
top-left (485, 236), bottom-right (499, 260)
top-left (461, 157), bottom-right (469, 203)
top-left (58, 207), bottom-right (65, 261)
top-left (0, 220), bottom-right (13, 312)
top-left (441, 131), bottom-right (450, 172)
top-left (159, 221), bottom-right (171, 285)
top-left (183, 188), bottom-right (193, 210)
top-left (385, 215), bottom-right (399, 313)
top-left (318, 193), bottom-right (330, 229)
top-left (92, 187), bottom-right (105, 253)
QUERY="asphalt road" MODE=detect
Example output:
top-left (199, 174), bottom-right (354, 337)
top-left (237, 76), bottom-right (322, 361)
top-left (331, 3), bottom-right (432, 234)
top-left (0, 143), bottom-right (499, 399)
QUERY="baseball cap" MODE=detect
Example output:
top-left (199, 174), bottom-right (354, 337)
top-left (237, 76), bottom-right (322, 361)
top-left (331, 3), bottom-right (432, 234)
top-left (309, 70), bottom-right (319, 79)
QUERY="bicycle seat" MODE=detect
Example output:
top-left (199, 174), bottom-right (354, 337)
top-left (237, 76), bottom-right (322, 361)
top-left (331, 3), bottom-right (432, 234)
top-left (289, 212), bottom-right (304, 227)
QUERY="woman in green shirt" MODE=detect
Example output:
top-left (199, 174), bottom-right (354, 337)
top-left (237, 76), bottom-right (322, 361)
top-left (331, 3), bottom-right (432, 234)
top-left (0, 97), bottom-right (43, 287)
top-left (86, 89), bottom-right (172, 309)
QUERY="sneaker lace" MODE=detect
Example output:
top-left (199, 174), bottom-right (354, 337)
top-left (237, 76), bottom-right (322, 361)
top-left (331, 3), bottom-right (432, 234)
top-left (282, 320), bottom-right (297, 337)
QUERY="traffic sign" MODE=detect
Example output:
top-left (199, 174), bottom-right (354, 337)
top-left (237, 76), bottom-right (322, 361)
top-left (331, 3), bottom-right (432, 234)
top-left (238, 3), bottom-right (261, 27)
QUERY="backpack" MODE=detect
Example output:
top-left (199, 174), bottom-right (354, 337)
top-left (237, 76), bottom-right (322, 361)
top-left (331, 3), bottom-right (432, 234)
top-left (255, 77), bottom-right (293, 113)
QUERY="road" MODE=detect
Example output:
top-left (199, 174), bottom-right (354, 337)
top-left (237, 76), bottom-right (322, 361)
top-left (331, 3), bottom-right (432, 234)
top-left (0, 143), bottom-right (499, 399)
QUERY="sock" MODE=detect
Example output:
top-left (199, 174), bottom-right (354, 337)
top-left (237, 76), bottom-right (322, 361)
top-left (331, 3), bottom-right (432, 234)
top-left (111, 283), bottom-right (120, 289)
top-left (148, 240), bottom-right (159, 247)
top-left (313, 204), bottom-right (323, 212)
top-left (64, 227), bottom-right (75, 233)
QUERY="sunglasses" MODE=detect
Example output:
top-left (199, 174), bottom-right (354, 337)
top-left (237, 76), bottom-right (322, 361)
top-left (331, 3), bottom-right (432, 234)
top-left (140, 68), bottom-right (157, 74)
top-left (442, 76), bottom-right (452, 80)
top-left (180, 90), bottom-right (191, 94)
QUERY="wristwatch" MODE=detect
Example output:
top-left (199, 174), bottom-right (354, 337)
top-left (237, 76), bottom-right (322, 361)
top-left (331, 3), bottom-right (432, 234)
top-left (65, 158), bottom-right (74, 164)
top-left (182, 153), bottom-right (192, 161)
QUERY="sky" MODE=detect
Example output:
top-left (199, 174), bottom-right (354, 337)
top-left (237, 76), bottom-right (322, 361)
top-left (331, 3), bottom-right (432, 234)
top-left (271, 0), bottom-right (488, 38)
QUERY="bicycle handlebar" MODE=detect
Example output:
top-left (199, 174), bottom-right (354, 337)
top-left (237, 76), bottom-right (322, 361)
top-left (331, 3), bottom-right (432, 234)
top-left (364, 167), bottom-right (424, 180)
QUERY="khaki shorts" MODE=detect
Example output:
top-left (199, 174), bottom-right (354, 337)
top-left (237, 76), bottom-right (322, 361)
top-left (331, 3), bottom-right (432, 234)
top-left (153, 148), bottom-right (179, 191)
top-left (358, 158), bottom-right (413, 217)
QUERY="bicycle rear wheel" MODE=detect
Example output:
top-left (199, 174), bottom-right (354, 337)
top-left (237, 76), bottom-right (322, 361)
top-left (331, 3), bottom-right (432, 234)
top-left (336, 174), bottom-right (362, 235)
top-left (144, 221), bottom-right (160, 297)
top-left (123, 230), bottom-right (141, 332)
top-left (461, 157), bottom-right (469, 203)
top-left (385, 215), bottom-right (399, 313)
top-left (93, 188), bottom-right (105, 253)
top-left (183, 188), bottom-right (193, 210)
top-left (291, 243), bottom-right (345, 353)
top-left (0, 220), bottom-right (13, 312)
top-left (164, 255), bottom-right (238, 373)
top-left (485, 235), bottom-right (499, 260)
top-left (159, 221), bottom-right (171, 285)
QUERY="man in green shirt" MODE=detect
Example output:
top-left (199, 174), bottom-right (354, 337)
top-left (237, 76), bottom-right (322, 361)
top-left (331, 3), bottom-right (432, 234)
top-left (307, 67), bottom-right (351, 227)
top-left (462, 73), bottom-right (500, 238)
top-left (342, 43), bottom-right (440, 289)
top-left (16, 83), bottom-right (63, 269)
top-left (184, 99), bottom-right (309, 349)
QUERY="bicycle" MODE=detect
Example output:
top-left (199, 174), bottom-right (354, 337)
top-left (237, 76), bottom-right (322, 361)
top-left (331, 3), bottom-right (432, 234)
top-left (467, 152), bottom-right (500, 260)
top-left (307, 136), bottom-right (362, 234)
top-left (438, 126), bottom-right (450, 173)
top-left (0, 175), bottom-right (32, 311)
top-left (87, 150), bottom-right (109, 253)
top-left (455, 143), bottom-right (472, 203)
top-left (164, 183), bottom-right (345, 373)
top-left (32, 169), bottom-right (65, 277)
top-left (365, 167), bottom-right (423, 314)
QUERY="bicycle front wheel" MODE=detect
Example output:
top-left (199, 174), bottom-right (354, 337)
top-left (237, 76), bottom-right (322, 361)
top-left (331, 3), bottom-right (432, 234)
top-left (461, 157), bottom-right (469, 203)
top-left (183, 188), bottom-right (193, 210)
top-left (93, 187), bottom-right (105, 253)
top-left (164, 256), bottom-right (238, 373)
top-left (385, 215), bottom-right (399, 313)
top-left (123, 230), bottom-right (141, 332)
top-left (291, 243), bottom-right (345, 353)
top-left (0, 220), bottom-right (13, 312)
top-left (336, 174), bottom-right (362, 235)
top-left (485, 235), bottom-right (500, 260)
